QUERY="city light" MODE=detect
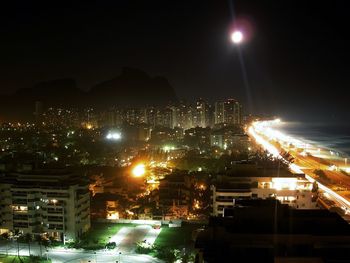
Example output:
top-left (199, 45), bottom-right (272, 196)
top-left (272, 178), bottom-right (297, 191)
top-left (107, 211), bottom-right (119, 220)
top-left (163, 145), bottom-right (175, 152)
top-left (132, 163), bottom-right (146, 177)
top-left (249, 120), bottom-right (350, 211)
top-left (199, 184), bottom-right (206, 190)
top-left (328, 164), bottom-right (338, 171)
top-left (231, 30), bottom-right (243, 44)
top-left (106, 131), bottom-right (122, 140)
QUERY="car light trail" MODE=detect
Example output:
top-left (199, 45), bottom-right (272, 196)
top-left (248, 126), bottom-right (280, 158)
top-left (303, 174), bottom-right (350, 209)
top-left (249, 120), bottom-right (350, 211)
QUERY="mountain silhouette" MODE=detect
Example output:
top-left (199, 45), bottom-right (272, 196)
top-left (88, 67), bottom-right (177, 107)
top-left (0, 68), bottom-right (178, 121)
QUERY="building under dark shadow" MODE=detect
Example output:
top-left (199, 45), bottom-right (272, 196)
top-left (195, 199), bottom-right (350, 263)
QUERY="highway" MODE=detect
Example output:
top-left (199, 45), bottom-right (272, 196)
top-left (248, 119), bottom-right (350, 213)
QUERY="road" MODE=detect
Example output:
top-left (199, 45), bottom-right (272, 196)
top-left (109, 225), bottom-right (161, 253)
top-left (275, 145), bottom-right (350, 194)
top-left (248, 119), bottom-right (350, 213)
top-left (0, 241), bottom-right (162, 263)
top-left (48, 249), bottom-right (160, 263)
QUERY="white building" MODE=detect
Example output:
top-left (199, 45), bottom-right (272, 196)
top-left (211, 175), bottom-right (317, 216)
top-left (0, 170), bottom-right (90, 241)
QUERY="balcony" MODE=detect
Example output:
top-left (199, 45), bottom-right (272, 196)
top-left (12, 205), bottom-right (28, 213)
top-left (46, 209), bottom-right (64, 215)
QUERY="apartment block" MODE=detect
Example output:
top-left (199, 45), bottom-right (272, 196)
top-left (211, 175), bottom-right (317, 216)
top-left (0, 170), bottom-right (90, 241)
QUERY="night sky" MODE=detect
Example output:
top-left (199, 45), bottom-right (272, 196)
top-left (1, 1), bottom-right (350, 122)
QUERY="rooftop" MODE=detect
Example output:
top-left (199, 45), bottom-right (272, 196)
top-left (0, 169), bottom-right (88, 188)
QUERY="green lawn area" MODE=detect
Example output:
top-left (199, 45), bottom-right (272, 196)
top-left (154, 223), bottom-right (203, 248)
top-left (0, 255), bottom-right (50, 263)
top-left (80, 222), bottom-right (135, 248)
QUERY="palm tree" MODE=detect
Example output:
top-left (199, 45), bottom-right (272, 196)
top-left (13, 230), bottom-right (24, 263)
top-left (42, 237), bottom-right (50, 250)
top-left (24, 233), bottom-right (33, 256)
top-left (0, 232), bottom-right (10, 255)
top-left (35, 235), bottom-right (43, 257)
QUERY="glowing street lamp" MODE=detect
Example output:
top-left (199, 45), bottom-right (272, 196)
top-left (132, 164), bottom-right (146, 177)
top-left (106, 131), bottom-right (121, 140)
top-left (231, 30), bottom-right (243, 44)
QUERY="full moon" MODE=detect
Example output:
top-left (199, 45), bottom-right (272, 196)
top-left (231, 31), bottom-right (243, 44)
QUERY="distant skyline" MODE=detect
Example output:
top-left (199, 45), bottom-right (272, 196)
top-left (1, 1), bottom-right (350, 121)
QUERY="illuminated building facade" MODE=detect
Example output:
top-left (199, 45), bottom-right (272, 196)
top-left (211, 175), bottom-right (317, 216)
top-left (155, 107), bottom-right (173, 128)
top-left (214, 99), bottom-right (242, 126)
top-left (0, 170), bottom-right (90, 241)
top-left (172, 102), bottom-right (193, 130)
top-left (192, 99), bottom-right (210, 128)
top-left (210, 129), bottom-right (249, 150)
top-left (32, 98), bottom-right (243, 130)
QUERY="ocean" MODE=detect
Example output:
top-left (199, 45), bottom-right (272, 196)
top-left (277, 121), bottom-right (350, 157)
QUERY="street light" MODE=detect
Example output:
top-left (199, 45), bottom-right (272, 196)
top-left (132, 163), bottom-right (146, 177)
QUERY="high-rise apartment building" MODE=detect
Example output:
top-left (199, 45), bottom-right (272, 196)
top-left (214, 99), bottom-right (242, 126)
top-left (173, 102), bottom-right (193, 130)
top-left (192, 99), bottom-right (210, 128)
top-left (155, 108), bottom-right (173, 128)
top-left (214, 101), bottom-right (225, 124)
top-left (0, 170), bottom-right (90, 242)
